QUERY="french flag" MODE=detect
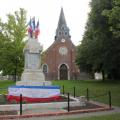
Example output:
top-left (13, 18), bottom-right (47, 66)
top-left (7, 86), bottom-right (61, 103)
top-left (27, 18), bottom-right (33, 37)
top-left (31, 17), bottom-right (36, 30)
top-left (35, 20), bottom-right (40, 38)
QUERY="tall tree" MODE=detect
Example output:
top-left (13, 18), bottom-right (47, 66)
top-left (102, 0), bottom-right (120, 79)
top-left (0, 8), bottom-right (27, 81)
top-left (76, 0), bottom-right (120, 80)
top-left (102, 0), bottom-right (120, 38)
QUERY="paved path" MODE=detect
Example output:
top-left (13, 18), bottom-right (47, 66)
top-left (22, 108), bottom-right (66, 114)
top-left (6, 106), bottom-right (120, 120)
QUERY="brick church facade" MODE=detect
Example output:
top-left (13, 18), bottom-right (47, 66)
top-left (42, 8), bottom-right (80, 80)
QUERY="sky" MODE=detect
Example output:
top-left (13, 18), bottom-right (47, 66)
top-left (0, 0), bottom-right (91, 50)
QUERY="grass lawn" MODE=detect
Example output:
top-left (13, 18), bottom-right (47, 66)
top-left (0, 80), bottom-right (15, 94)
top-left (52, 80), bottom-right (120, 107)
top-left (0, 80), bottom-right (120, 107)
top-left (58, 113), bottom-right (120, 120)
top-left (0, 80), bottom-right (120, 119)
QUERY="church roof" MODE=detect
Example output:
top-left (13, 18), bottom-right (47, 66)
top-left (57, 7), bottom-right (67, 29)
top-left (55, 7), bottom-right (70, 40)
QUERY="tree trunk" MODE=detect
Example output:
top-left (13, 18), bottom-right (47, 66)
top-left (102, 70), bottom-right (105, 82)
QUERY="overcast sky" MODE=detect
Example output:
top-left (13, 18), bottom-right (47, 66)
top-left (0, 0), bottom-right (91, 50)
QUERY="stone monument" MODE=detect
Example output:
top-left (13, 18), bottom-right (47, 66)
top-left (8, 18), bottom-right (60, 103)
top-left (16, 18), bottom-right (51, 86)
top-left (16, 37), bottom-right (51, 86)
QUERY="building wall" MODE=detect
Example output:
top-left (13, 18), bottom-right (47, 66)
top-left (42, 39), bottom-right (80, 80)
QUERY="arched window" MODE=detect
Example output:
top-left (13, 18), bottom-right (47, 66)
top-left (65, 32), bottom-right (68, 35)
top-left (59, 32), bottom-right (61, 35)
top-left (61, 26), bottom-right (64, 30)
top-left (42, 64), bottom-right (48, 74)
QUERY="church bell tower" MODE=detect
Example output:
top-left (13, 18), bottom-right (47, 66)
top-left (42, 8), bottom-right (80, 80)
top-left (55, 8), bottom-right (71, 40)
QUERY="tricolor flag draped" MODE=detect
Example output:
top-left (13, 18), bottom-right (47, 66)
top-left (35, 20), bottom-right (40, 38)
top-left (28, 18), bottom-right (32, 37)
top-left (32, 17), bottom-right (36, 30)
top-left (27, 17), bottom-right (40, 39)
top-left (7, 86), bottom-right (61, 103)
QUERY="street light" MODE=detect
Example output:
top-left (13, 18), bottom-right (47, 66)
top-left (14, 56), bottom-right (20, 82)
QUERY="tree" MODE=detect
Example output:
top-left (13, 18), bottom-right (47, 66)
top-left (102, 0), bottom-right (120, 79)
top-left (0, 8), bottom-right (27, 81)
top-left (102, 0), bottom-right (120, 38)
top-left (76, 0), bottom-right (120, 80)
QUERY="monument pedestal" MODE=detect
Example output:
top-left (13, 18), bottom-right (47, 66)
top-left (16, 69), bottom-right (51, 86)
top-left (16, 81), bottom-right (51, 86)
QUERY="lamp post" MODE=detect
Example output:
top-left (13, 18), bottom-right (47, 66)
top-left (14, 56), bottom-right (20, 82)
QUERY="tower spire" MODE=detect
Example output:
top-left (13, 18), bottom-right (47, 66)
top-left (57, 7), bottom-right (67, 29)
top-left (55, 7), bottom-right (70, 40)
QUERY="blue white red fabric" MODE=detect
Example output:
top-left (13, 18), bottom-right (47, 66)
top-left (27, 17), bottom-right (40, 38)
top-left (7, 86), bottom-right (61, 103)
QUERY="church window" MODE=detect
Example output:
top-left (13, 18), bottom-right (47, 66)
top-left (65, 32), bottom-right (67, 35)
top-left (59, 32), bottom-right (61, 35)
top-left (62, 26), bottom-right (64, 30)
top-left (43, 64), bottom-right (48, 73)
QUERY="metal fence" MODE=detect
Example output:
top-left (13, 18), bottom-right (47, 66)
top-left (0, 86), bottom-right (112, 116)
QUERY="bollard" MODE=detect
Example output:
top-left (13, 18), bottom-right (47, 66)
top-left (73, 86), bottom-right (76, 98)
top-left (86, 88), bottom-right (89, 101)
top-left (20, 94), bottom-right (22, 115)
top-left (63, 85), bottom-right (65, 94)
top-left (108, 91), bottom-right (112, 108)
top-left (67, 93), bottom-right (70, 112)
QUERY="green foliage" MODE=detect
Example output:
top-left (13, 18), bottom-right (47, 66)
top-left (0, 8), bottom-right (27, 79)
top-left (102, 0), bottom-right (120, 38)
top-left (76, 0), bottom-right (120, 80)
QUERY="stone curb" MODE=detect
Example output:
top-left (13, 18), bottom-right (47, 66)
top-left (0, 107), bottom-right (112, 119)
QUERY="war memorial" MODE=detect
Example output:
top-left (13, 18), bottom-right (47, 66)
top-left (1, 18), bottom-right (82, 113)
top-left (0, 8), bottom-right (113, 118)
top-left (7, 18), bottom-right (61, 103)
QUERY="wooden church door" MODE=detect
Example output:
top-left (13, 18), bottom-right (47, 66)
top-left (60, 64), bottom-right (68, 80)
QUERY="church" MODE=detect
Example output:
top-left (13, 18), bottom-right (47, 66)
top-left (42, 8), bottom-right (80, 80)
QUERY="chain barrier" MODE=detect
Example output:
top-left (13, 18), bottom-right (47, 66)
top-left (89, 93), bottom-right (108, 99)
top-left (60, 85), bottom-right (89, 97)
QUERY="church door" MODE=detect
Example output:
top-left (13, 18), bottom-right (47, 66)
top-left (60, 64), bottom-right (68, 80)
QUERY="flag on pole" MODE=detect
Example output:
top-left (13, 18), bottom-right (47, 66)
top-left (32, 17), bottom-right (35, 30)
top-left (27, 18), bottom-right (33, 37)
top-left (27, 17), bottom-right (40, 38)
top-left (36, 20), bottom-right (39, 28)
top-left (35, 20), bottom-right (40, 38)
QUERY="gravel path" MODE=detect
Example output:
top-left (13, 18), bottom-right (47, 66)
top-left (7, 106), bottom-right (120, 120)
